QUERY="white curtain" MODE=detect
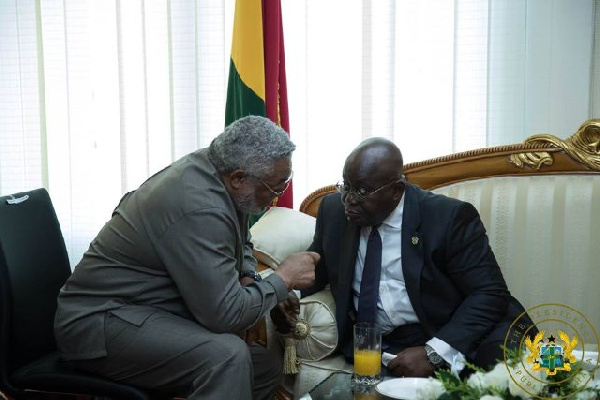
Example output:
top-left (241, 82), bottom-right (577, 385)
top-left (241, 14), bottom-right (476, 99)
top-left (1, 0), bottom-right (598, 266)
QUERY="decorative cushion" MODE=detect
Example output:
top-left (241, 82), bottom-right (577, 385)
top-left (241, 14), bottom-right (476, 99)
top-left (293, 288), bottom-right (338, 361)
top-left (250, 207), bottom-right (316, 269)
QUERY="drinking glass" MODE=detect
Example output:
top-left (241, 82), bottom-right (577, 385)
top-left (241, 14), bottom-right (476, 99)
top-left (353, 322), bottom-right (382, 385)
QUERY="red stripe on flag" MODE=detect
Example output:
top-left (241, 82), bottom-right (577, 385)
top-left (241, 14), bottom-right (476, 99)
top-left (262, 0), bottom-right (292, 208)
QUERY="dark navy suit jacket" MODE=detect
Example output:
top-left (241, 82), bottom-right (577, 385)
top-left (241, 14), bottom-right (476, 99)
top-left (303, 182), bottom-right (533, 361)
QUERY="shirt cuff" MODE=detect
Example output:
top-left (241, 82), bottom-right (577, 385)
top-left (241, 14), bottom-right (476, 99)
top-left (427, 337), bottom-right (466, 377)
top-left (264, 273), bottom-right (289, 302)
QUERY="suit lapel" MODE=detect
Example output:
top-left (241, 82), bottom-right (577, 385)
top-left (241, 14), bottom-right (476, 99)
top-left (401, 183), bottom-right (433, 334)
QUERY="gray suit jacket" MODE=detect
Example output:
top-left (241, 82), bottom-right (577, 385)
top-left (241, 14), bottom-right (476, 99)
top-left (54, 148), bottom-right (288, 360)
top-left (303, 182), bottom-right (532, 360)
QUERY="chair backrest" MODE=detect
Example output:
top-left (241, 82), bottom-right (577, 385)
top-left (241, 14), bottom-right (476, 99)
top-left (0, 188), bottom-right (72, 379)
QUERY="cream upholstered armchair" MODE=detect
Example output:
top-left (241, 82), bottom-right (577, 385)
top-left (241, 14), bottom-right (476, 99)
top-left (251, 119), bottom-right (600, 400)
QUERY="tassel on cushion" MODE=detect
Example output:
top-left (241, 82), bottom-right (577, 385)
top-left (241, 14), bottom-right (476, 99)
top-left (282, 335), bottom-right (299, 374)
top-left (281, 318), bottom-right (312, 375)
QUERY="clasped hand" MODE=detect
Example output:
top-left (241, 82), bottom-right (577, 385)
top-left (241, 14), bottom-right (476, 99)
top-left (270, 291), bottom-right (300, 334)
top-left (387, 346), bottom-right (435, 377)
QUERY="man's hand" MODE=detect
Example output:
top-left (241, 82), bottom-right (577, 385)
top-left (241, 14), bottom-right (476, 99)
top-left (387, 346), bottom-right (435, 377)
top-left (275, 251), bottom-right (319, 290)
top-left (270, 291), bottom-right (300, 334)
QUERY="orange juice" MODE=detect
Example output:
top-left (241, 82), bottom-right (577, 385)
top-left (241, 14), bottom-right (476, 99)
top-left (354, 349), bottom-right (381, 376)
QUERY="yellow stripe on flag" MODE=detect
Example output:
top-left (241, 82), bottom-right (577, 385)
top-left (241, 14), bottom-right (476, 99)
top-left (230, 0), bottom-right (265, 101)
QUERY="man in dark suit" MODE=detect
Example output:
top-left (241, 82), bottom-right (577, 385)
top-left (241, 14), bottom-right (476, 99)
top-left (298, 137), bottom-right (535, 377)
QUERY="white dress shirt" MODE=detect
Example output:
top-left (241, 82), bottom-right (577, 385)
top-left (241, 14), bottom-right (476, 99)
top-left (351, 196), bottom-right (465, 374)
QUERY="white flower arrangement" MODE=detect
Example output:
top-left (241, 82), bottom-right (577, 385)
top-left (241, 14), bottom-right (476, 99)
top-left (415, 353), bottom-right (599, 400)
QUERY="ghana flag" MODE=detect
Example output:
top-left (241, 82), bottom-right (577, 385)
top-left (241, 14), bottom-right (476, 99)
top-left (225, 0), bottom-right (292, 209)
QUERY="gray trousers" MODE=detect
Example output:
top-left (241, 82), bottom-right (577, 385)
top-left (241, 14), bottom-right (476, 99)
top-left (73, 310), bottom-right (282, 400)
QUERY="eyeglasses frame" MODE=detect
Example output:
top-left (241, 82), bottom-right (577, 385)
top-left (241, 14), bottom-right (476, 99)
top-left (253, 171), bottom-right (294, 197)
top-left (336, 177), bottom-right (404, 202)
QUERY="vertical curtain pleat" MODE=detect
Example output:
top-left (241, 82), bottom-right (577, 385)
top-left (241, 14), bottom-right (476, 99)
top-left (394, 0), bottom-right (456, 161)
top-left (144, 0), bottom-right (172, 175)
top-left (40, 0), bottom-right (74, 253)
top-left (453, 0), bottom-right (489, 152)
top-left (363, 1), bottom-right (396, 143)
top-left (486, 0), bottom-right (528, 146)
top-left (196, 0), bottom-right (227, 145)
top-left (90, 0), bottom-right (122, 237)
top-left (300, 0), bottom-right (363, 193)
top-left (170, 1), bottom-right (197, 159)
top-left (117, 0), bottom-right (148, 189)
top-left (591, 0), bottom-right (600, 117)
top-left (0, 1), bottom-right (44, 191)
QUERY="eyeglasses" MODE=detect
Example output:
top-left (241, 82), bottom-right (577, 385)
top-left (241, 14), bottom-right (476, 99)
top-left (257, 171), bottom-right (294, 197)
top-left (336, 178), bottom-right (403, 202)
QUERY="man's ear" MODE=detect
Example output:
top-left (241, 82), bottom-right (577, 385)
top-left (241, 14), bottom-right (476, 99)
top-left (393, 181), bottom-right (405, 201)
top-left (228, 169), bottom-right (247, 191)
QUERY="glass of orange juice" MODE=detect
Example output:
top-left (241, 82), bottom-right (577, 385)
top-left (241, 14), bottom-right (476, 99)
top-left (353, 322), bottom-right (382, 385)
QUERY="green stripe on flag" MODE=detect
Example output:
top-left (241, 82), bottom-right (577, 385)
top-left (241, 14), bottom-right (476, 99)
top-left (225, 59), bottom-right (266, 126)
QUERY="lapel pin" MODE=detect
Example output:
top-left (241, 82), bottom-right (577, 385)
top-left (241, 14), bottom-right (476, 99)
top-left (412, 236), bottom-right (419, 245)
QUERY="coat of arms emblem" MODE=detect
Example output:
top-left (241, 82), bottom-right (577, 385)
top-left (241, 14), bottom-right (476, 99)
top-left (524, 329), bottom-right (578, 375)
